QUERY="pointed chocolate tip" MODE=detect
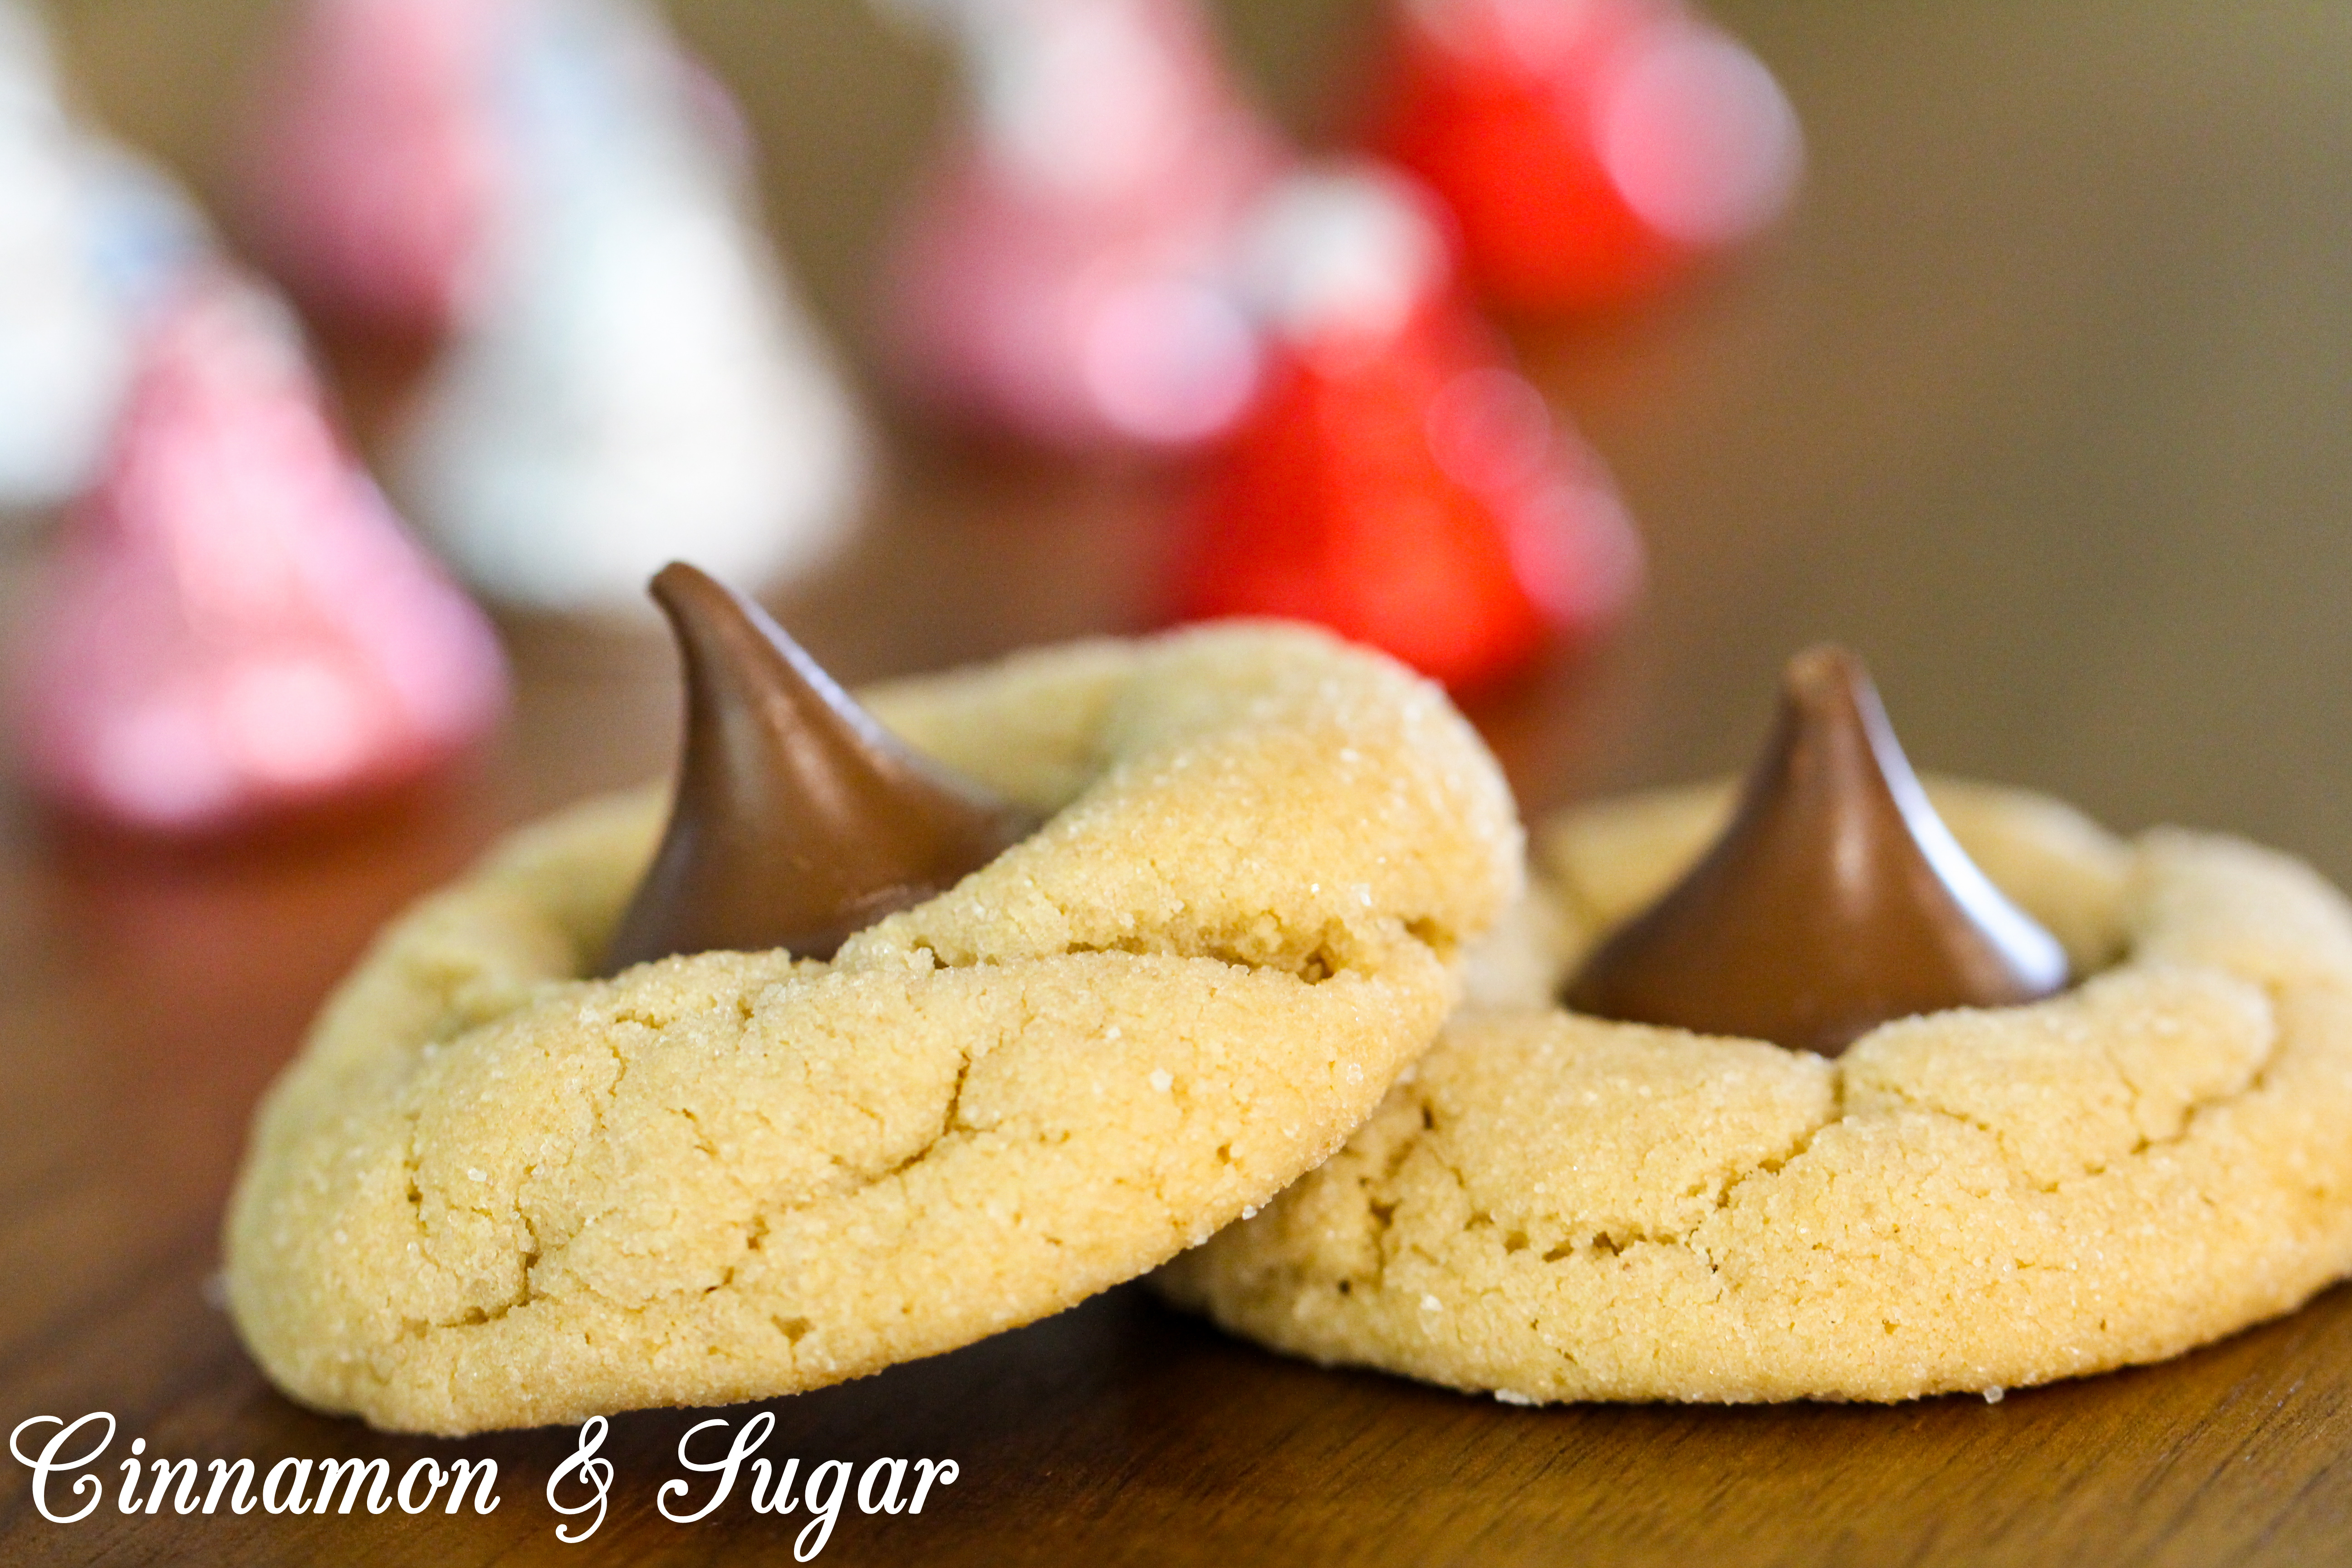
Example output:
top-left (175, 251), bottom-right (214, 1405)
top-left (1783, 642), bottom-right (1867, 709)
top-left (649, 559), bottom-right (716, 617)
top-left (598, 563), bottom-right (1038, 975)
top-left (1562, 646), bottom-right (2069, 1055)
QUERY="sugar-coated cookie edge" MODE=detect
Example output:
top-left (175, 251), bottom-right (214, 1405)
top-left (1161, 785), bottom-right (2352, 1403)
top-left (225, 623), bottom-right (1521, 1434)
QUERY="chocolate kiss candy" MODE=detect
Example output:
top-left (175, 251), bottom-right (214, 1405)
top-left (1165, 166), bottom-right (1641, 689)
top-left (601, 564), bottom-right (1039, 973)
top-left (1563, 647), bottom-right (2068, 1054)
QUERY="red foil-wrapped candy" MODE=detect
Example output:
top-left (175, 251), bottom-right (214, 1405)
top-left (1372, 0), bottom-right (1802, 314)
top-left (9, 271), bottom-right (509, 834)
top-left (879, 0), bottom-right (1282, 451)
top-left (1166, 167), bottom-right (1641, 691)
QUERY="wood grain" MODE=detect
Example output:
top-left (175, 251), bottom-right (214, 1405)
top-left (11, 0), bottom-right (2352, 1563)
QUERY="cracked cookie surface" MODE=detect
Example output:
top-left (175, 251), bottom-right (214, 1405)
top-left (224, 624), bottom-right (1521, 1434)
top-left (1158, 784), bottom-right (2352, 1402)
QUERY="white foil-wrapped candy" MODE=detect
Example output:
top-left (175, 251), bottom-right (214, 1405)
top-left (396, 0), bottom-right (866, 612)
top-left (0, 1), bottom-right (206, 519)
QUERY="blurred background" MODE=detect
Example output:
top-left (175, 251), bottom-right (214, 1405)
top-left (6, 0), bottom-right (2352, 873)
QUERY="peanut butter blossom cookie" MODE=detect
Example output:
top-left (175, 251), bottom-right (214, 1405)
top-left (1162, 648), bottom-right (2352, 1403)
top-left (225, 569), bottom-right (1522, 1434)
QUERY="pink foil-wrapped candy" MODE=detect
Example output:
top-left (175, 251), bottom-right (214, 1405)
top-left (234, 0), bottom-right (515, 338)
top-left (879, 0), bottom-right (1283, 451)
top-left (10, 271), bottom-right (509, 834)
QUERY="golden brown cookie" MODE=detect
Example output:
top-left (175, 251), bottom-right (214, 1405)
top-left (1161, 783), bottom-right (2352, 1402)
top-left (224, 625), bottom-right (1521, 1434)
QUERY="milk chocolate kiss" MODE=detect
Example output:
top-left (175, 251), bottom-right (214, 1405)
top-left (1563, 646), bottom-right (2068, 1055)
top-left (600, 564), bottom-right (1039, 974)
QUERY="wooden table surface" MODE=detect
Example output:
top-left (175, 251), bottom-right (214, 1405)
top-left (11, 0), bottom-right (2352, 1563)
